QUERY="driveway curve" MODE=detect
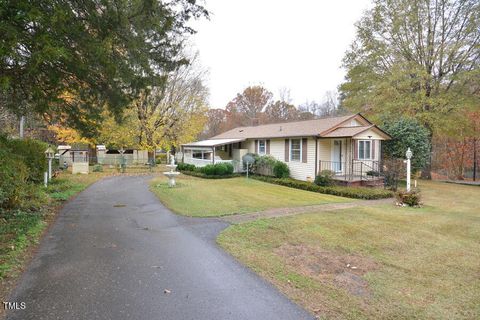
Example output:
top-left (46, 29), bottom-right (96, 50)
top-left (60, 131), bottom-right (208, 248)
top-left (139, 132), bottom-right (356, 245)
top-left (7, 175), bottom-right (313, 320)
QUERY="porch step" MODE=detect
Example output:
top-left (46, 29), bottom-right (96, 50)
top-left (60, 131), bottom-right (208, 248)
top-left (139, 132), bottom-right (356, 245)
top-left (333, 178), bottom-right (385, 188)
top-left (361, 179), bottom-right (385, 188)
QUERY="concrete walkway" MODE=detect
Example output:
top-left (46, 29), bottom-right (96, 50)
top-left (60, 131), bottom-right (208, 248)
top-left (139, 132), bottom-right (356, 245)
top-left (7, 175), bottom-right (312, 320)
top-left (223, 198), bottom-right (393, 224)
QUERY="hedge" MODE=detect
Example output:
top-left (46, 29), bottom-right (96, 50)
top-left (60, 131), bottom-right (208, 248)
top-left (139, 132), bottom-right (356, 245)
top-left (0, 148), bottom-right (30, 209)
top-left (200, 163), bottom-right (234, 176)
top-left (1, 137), bottom-right (48, 183)
top-left (177, 162), bottom-right (235, 177)
top-left (177, 162), bottom-right (196, 171)
top-left (180, 170), bottom-right (242, 179)
top-left (252, 175), bottom-right (394, 200)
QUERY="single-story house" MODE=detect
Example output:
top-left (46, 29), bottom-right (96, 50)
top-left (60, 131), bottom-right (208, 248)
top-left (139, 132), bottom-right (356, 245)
top-left (180, 113), bottom-right (391, 184)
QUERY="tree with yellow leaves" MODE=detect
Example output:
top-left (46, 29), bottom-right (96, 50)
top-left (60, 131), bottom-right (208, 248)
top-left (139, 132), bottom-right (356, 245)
top-left (97, 109), bottom-right (139, 150)
top-left (48, 125), bottom-right (92, 145)
top-left (133, 52), bottom-right (209, 161)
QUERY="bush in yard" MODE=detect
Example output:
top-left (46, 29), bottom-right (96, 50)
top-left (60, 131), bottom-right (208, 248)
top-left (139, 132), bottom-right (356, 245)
top-left (199, 163), bottom-right (234, 176)
top-left (255, 155), bottom-right (276, 175)
top-left (382, 118), bottom-right (431, 173)
top-left (252, 175), bottom-right (394, 200)
top-left (216, 163), bottom-right (234, 175)
top-left (92, 164), bottom-right (103, 172)
top-left (273, 161), bottom-right (290, 178)
top-left (200, 164), bottom-right (215, 175)
top-left (252, 154), bottom-right (290, 178)
top-left (396, 189), bottom-right (422, 207)
top-left (314, 170), bottom-right (335, 186)
top-left (177, 162), bottom-right (196, 172)
top-left (2, 137), bottom-right (48, 183)
top-left (366, 170), bottom-right (380, 177)
top-left (0, 148), bottom-right (29, 209)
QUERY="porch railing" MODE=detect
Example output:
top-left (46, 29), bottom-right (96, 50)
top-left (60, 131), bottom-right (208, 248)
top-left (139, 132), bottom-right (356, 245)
top-left (318, 160), bottom-right (383, 182)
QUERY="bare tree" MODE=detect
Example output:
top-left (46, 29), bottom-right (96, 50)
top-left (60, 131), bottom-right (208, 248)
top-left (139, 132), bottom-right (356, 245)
top-left (298, 91), bottom-right (340, 118)
top-left (134, 53), bottom-right (209, 161)
top-left (201, 108), bottom-right (227, 138)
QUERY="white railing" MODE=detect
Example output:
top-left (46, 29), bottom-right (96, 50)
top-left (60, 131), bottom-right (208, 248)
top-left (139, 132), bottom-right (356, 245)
top-left (184, 158), bottom-right (213, 167)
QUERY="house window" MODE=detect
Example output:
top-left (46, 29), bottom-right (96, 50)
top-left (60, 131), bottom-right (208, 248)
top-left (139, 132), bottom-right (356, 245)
top-left (192, 151), bottom-right (211, 160)
top-left (258, 140), bottom-right (266, 155)
top-left (290, 139), bottom-right (301, 161)
top-left (358, 140), bottom-right (372, 160)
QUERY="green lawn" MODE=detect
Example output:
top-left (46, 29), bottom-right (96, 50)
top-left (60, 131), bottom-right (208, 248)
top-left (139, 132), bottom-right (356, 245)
top-left (218, 180), bottom-right (480, 319)
top-left (150, 175), bottom-right (351, 217)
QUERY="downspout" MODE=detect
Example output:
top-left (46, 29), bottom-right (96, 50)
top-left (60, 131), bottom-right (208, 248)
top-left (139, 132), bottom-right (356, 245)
top-left (212, 146), bottom-right (215, 164)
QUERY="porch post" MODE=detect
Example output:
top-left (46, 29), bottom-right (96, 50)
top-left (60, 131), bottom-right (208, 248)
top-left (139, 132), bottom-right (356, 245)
top-left (212, 146), bottom-right (215, 164)
top-left (314, 137), bottom-right (318, 177)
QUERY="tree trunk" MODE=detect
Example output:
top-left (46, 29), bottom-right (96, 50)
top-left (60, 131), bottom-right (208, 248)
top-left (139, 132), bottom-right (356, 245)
top-left (473, 138), bottom-right (477, 181)
top-left (421, 131), bottom-right (433, 180)
top-left (148, 150), bottom-right (155, 165)
top-left (145, 131), bottom-right (155, 165)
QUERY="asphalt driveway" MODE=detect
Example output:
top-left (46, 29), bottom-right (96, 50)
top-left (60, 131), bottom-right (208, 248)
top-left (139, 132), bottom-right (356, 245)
top-left (7, 175), bottom-right (313, 320)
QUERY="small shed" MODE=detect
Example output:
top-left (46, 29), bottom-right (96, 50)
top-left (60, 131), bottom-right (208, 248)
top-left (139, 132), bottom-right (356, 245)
top-left (71, 148), bottom-right (89, 174)
top-left (96, 145), bottom-right (107, 164)
top-left (58, 145), bottom-right (72, 165)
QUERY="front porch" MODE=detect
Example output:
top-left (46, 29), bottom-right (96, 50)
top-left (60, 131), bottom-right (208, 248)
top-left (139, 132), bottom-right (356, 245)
top-left (318, 159), bottom-right (385, 187)
top-left (317, 135), bottom-right (385, 186)
top-left (180, 138), bottom-right (247, 173)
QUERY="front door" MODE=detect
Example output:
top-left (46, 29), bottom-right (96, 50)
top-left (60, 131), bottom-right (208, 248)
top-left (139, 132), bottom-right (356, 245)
top-left (332, 139), bottom-right (343, 172)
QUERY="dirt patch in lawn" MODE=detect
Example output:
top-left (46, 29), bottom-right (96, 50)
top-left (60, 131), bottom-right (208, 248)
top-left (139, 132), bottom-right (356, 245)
top-left (274, 243), bottom-right (379, 298)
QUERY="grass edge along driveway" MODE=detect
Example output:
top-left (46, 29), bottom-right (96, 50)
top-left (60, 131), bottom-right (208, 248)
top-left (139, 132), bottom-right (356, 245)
top-left (217, 180), bottom-right (480, 319)
top-left (150, 175), bottom-right (352, 217)
top-left (0, 172), bottom-right (107, 319)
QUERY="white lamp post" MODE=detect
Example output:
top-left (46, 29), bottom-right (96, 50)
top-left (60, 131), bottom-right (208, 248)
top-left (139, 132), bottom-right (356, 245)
top-left (406, 148), bottom-right (413, 192)
top-left (45, 147), bottom-right (55, 181)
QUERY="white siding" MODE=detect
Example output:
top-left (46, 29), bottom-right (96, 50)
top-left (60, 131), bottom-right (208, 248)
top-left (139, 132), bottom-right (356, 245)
top-left (354, 128), bottom-right (385, 140)
top-left (244, 139), bottom-right (256, 153)
top-left (318, 139), bottom-right (331, 162)
top-left (269, 138), bottom-right (284, 161)
top-left (267, 137), bottom-right (315, 181)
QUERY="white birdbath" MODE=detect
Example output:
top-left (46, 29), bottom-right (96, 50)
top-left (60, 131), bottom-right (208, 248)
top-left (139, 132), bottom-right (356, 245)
top-left (164, 155), bottom-right (180, 187)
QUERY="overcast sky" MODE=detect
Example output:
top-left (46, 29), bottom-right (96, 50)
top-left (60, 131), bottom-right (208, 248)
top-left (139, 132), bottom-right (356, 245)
top-left (190, 0), bottom-right (372, 109)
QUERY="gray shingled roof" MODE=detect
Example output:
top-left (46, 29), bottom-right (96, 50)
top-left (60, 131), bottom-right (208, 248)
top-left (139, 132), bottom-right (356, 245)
top-left (322, 125), bottom-right (374, 138)
top-left (211, 114), bottom-right (356, 139)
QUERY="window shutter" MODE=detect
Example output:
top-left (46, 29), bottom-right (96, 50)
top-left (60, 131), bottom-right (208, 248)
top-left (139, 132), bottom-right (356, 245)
top-left (284, 139), bottom-right (289, 162)
top-left (302, 138), bottom-right (308, 163)
top-left (266, 140), bottom-right (270, 154)
top-left (255, 140), bottom-right (258, 153)
top-left (371, 140), bottom-right (375, 159)
top-left (354, 140), bottom-right (358, 159)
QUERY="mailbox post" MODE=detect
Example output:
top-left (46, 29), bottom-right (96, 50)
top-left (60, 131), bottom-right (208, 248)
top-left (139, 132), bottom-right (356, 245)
top-left (405, 148), bottom-right (413, 192)
top-left (45, 147), bottom-right (55, 181)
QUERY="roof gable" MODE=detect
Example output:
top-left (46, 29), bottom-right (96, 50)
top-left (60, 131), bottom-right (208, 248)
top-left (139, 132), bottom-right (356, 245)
top-left (323, 125), bottom-right (391, 140)
top-left (210, 114), bottom-right (357, 139)
top-left (207, 113), bottom-right (389, 140)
